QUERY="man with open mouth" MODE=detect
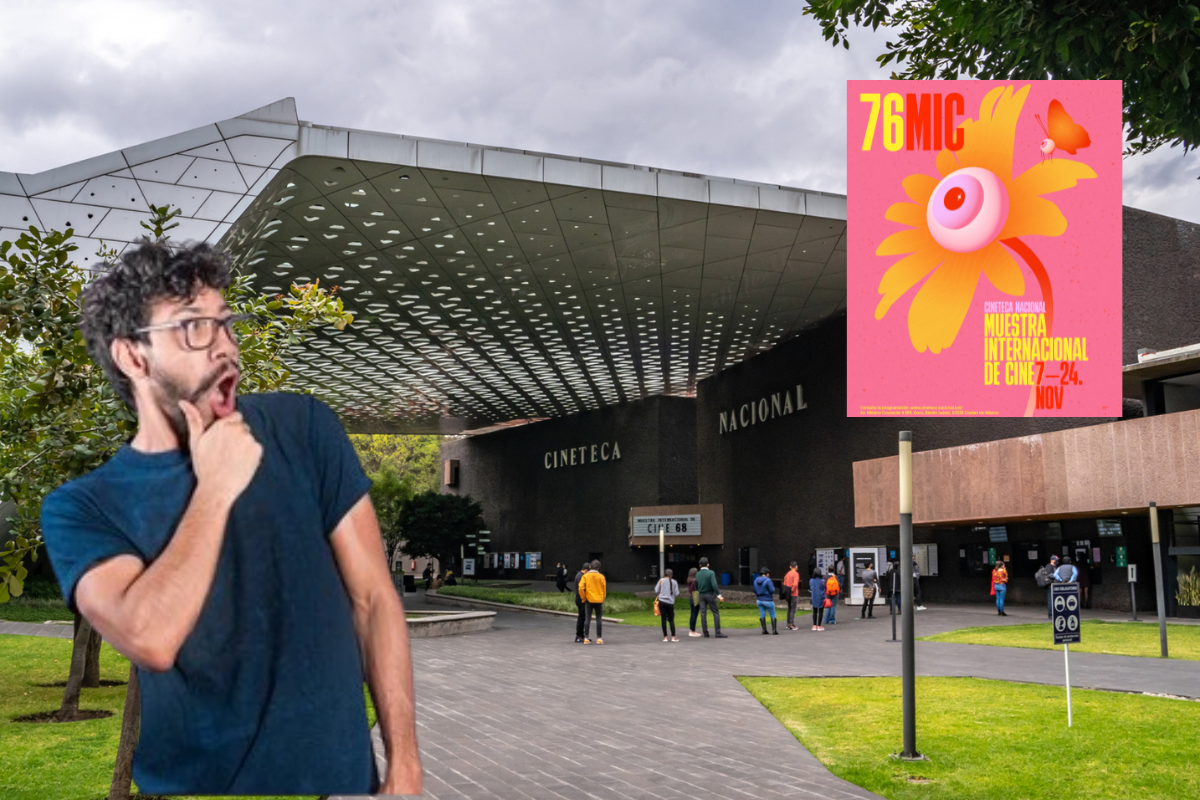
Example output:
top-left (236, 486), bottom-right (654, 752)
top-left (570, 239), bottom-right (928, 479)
top-left (40, 241), bottom-right (422, 796)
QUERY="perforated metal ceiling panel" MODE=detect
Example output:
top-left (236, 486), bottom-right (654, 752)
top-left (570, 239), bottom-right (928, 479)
top-left (1, 99), bottom-right (846, 434)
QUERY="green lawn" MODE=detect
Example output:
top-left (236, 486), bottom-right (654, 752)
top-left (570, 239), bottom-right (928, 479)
top-left (919, 620), bottom-right (1200, 660)
top-left (0, 634), bottom-right (375, 800)
top-left (742, 676), bottom-right (1200, 800)
top-left (436, 585), bottom-right (648, 615)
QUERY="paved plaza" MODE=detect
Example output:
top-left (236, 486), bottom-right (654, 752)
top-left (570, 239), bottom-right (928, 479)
top-left (6, 599), bottom-right (1198, 799)
top-left (366, 596), bottom-right (1197, 799)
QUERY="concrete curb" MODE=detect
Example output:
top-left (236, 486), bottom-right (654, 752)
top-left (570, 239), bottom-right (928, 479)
top-left (406, 609), bottom-right (496, 638)
top-left (425, 591), bottom-right (624, 622)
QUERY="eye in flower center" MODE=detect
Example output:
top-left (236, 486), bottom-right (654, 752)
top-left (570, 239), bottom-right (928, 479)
top-left (926, 167), bottom-right (1009, 253)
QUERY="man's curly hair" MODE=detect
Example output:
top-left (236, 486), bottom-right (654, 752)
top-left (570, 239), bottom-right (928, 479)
top-left (81, 241), bottom-right (232, 411)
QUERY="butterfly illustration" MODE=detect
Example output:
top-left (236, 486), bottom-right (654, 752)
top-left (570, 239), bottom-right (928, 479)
top-left (1034, 100), bottom-right (1091, 161)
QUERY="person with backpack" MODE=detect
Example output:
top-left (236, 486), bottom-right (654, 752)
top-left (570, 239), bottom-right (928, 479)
top-left (824, 570), bottom-right (841, 624)
top-left (1040, 555), bottom-right (1060, 618)
top-left (654, 569), bottom-right (681, 642)
top-left (991, 562), bottom-right (1009, 615)
top-left (753, 567), bottom-right (779, 635)
top-left (809, 569), bottom-right (828, 631)
top-left (686, 567), bottom-right (702, 637)
top-left (573, 562), bottom-right (590, 642)
top-left (782, 561), bottom-right (801, 630)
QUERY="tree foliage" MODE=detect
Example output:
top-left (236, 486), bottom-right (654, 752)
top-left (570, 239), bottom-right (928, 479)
top-left (0, 205), bottom-right (355, 602)
top-left (804, 0), bottom-right (1200, 155)
top-left (350, 434), bottom-right (441, 496)
top-left (368, 464), bottom-right (417, 559)
top-left (397, 491), bottom-right (484, 573)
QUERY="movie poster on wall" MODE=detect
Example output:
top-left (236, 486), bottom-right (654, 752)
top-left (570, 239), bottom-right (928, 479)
top-left (846, 81), bottom-right (1122, 417)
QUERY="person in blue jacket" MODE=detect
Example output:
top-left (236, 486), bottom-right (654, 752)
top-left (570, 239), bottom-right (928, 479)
top-left (809, 569), bottom-right (828, 631)
top-left (753, 566), bottom-right (779, 635)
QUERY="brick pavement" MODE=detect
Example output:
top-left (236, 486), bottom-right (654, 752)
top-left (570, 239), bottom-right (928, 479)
top-left (354, 596), bottom-right (1200, 799)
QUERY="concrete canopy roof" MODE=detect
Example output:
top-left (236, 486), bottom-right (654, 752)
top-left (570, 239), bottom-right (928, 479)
top-left (1, 99), bottom-right (847, 434)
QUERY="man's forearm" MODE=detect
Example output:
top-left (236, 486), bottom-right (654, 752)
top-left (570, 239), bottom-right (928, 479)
top-left (112, 484), bottom-right (233, 670)
top-left (360, 588), bottom-right (422, 793)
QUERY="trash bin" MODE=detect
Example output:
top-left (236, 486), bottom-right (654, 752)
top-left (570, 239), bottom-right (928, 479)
top-left (720, 571), bottom-right (732, 586)
top-left (402, 574), bottom-right (417, 594)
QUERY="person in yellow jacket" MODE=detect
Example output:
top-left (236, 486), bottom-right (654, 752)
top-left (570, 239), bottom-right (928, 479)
top-left (578, 560), bottom-right (608, 644)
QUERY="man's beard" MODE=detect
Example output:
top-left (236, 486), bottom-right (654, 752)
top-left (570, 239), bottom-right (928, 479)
top-left (149, 362), bottom-right (237, 450)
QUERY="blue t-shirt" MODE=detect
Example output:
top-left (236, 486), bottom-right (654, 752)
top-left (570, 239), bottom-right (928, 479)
top-left (41, 393), bottom-right (377, 795)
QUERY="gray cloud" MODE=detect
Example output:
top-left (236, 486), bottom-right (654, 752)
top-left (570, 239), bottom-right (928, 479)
top-left (1, 1), bottom-right (1194, 221)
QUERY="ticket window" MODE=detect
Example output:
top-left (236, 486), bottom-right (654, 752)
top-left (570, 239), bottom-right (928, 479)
top-left (848, 546), bottom-right (886, 605)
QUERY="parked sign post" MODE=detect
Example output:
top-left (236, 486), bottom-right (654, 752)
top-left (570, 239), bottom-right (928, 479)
top-left (1051, 583), bottom-right (1082, 727)
top-left (1128, 564), bottom-right (1138, 622)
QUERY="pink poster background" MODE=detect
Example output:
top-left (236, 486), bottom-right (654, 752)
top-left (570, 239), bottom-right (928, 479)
top-left (846, 80), bottom-right (1122, 417)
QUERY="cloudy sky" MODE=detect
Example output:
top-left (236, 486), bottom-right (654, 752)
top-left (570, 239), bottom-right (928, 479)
top-left (2, 1), bottom-right (1196, 222)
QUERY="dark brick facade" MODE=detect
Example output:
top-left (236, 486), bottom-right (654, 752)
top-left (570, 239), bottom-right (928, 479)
top-left (444, 208), bottom-right (1200, 611)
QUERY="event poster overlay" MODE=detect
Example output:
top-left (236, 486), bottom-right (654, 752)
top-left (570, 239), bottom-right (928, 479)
top-left (846, 81), bottom-right (1122, 417)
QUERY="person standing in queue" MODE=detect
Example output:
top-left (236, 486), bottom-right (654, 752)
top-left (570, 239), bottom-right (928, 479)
top-left (782, 561), bottom-right (801, 630)
top-left (1044, 554), bottom-right (1060, 619)
top-left (573, 561), bottom-right (590, 642)
top-left (809, 569), bottom-right (827, 631)
top-left (824, 569), bottom-right (841, 625)
top-left (991, 561), bottom-right (1009, 616)
top-left (695, 557), bottom-right (727, 638)
top-left (753, 567), bottom-right (779, 635)
top-left (860, 562), bottom-right (879, 619)
top-left (579, 560), bottom-right (607, 644)
top-left (686, 567), bottom-right (702, 637)
top-left (654, 568), bottom-right (680, 642)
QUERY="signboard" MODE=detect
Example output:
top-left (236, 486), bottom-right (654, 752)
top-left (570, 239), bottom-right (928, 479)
top-left (503, 552), bottom-right (519, 569)
top-left (1116, 546), bottom-right (1127, 567)
top-left (632, 514), bottom-right (701, 537)
top-left (988, 547), bottom-right (997, 566)
top-left (1051, 584), bottom-right (1082, 645)
top-left (462, 558), bottom-right (475, 577)
top-left (816, 549), bottom-right (837, 573)
top-left (847, 80), bottom-right (1122, 417)
top-left (526, 552), bottom-right (542, 570)
top-left (988, 526), bottom-right (1008, 543)
top-left (1127, 564), bottom-right (1137, 583)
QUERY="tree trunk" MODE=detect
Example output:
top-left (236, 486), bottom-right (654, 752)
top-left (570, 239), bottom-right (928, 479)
top-left (83, 625), bottom-right (102, 688)
top-left (57, 612), bottom-right (91, 721)
top-left (107, 664), bottom-right (140, 800)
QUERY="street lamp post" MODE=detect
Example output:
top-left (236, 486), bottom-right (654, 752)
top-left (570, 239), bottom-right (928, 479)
top-left (898, 431), bottom-right (921, 760)
top-left (1149, 502), bottom-right (1169, 658)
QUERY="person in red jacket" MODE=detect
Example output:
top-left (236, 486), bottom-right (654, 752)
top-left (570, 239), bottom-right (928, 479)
top-left (782, 562), bottom-right (801, 630)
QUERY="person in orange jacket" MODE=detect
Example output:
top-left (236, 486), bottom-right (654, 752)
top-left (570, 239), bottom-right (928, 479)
top-left (782, 562), bottom-right (801, 630)
top-left (824, 571), bottom-right (841, 625)
top-left (578, 560), bottom-right (608, 644)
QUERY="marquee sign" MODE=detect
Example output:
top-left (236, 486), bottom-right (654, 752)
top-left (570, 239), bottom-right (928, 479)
top-left (631, 514), bottom-right (702, 538)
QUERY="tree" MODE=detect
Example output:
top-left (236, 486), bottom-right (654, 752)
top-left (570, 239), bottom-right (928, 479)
top-left (368, 464), bottom-right (417, 563)
top-left (0, 205), bottom-right (355, 798)
top-left (350, 434), bottom-right (442, 495)
top-left (398, 491), bottom-right (485, 580)
top-left (804, 1), bottom-right (1200, 155)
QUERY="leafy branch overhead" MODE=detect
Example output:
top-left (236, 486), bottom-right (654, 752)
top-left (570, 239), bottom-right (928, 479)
top-left (804, 0), bottom-right (1200, 155)
top-left (0, 204), bottom-right (354, 602)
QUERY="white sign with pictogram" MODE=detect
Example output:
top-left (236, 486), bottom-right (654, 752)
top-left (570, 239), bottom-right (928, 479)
top-left (1050, 582), bottom-right (1082, 727)
top-left (1052, 584), bottom-right (1082, 645)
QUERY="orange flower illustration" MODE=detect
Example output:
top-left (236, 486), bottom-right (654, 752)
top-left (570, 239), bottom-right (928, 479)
top-left (875, 84), bottom-right (1096, 355)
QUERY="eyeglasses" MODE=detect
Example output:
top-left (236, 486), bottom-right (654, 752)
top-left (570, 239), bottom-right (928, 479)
top-left (133, 313), bottom-right (253, 351)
